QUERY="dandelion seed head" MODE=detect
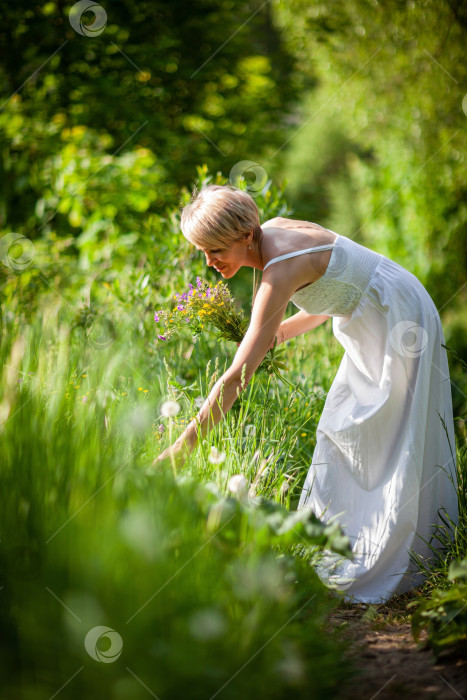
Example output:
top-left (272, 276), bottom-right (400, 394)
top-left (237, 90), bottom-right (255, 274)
top-left (208, 446), bottom-right (226, 464)
top-left (227, 474), bottom-right (248, 496)
top-left (161, 400), bottom-right (181, 417)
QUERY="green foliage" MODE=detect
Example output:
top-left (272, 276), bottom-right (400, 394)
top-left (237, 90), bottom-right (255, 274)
top-left (1, 0), bottom-right (467, 687)
top-left (0, 285), bottom-right (354, 698)
top-left (405, 362), bottom-right (466, 659)
top-left (409, 558), bottom-right (467, 659)
top-left (0, 0), bottom-right (303, 226)
top-left (0, 167), bottom-right (352, 696)
top-left (272, 0), bottom-right (467, 417)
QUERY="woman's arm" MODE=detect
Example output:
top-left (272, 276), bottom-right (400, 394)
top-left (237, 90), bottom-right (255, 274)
top-left (165, 277), bottom-right (293, 461)
top-left (154, 371), bottom-right (247, 469)
top-left (273, 310), bottom-right (330, 346)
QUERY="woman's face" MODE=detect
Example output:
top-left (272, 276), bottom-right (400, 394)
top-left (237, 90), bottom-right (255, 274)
top-left (195, 239), bottom-right (248, 278)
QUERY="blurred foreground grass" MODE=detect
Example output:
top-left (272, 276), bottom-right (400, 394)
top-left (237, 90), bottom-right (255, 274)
top-left (0, 288), bottom-right (358, 698)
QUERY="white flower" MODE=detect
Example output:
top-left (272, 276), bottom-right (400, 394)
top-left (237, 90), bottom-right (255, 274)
top-left (227, 474), bottom-right (249, 497)
top-left (244, 424), bottom-right (256, 437)
top-left (208, 446), bottom-right (226, 465)
top-left (160, 400), bottom-right (181, 417)
top-left (194, 396), bottom-right (205, 408)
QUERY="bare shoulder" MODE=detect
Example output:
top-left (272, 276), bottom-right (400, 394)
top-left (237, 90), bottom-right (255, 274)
top-left (261, 216), bottom-right (282, 229)
top-left (260, 263), bottom-right (305, 300)
top-left (267, 216), bottom-right (329, 232)
top-left (262, 216), bottom-right (306, 228)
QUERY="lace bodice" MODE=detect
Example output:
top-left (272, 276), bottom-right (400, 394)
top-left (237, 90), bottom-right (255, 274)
top-left (264, 232), bottom-right (384, 316)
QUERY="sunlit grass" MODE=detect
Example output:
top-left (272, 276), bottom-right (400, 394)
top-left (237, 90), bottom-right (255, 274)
top-left (2, 254), bottom-right (465, 691)
top-left (0, 296), bottom-right (355, 699)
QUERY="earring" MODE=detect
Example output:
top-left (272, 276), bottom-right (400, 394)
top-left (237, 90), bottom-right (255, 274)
top-left (248, 245), bottom-right (252, 250)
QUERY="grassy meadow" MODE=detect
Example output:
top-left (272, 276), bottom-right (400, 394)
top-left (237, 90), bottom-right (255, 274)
top-left (2, 0), bottom-right (467, 693)
top-left (1, 178), bottom-right (361, 698)
top-left (1, 177), bottom-right (466, 695)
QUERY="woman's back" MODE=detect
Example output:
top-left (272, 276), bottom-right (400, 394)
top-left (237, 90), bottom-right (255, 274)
top-left (261, 217), bottom-right (338, 293)
top-left (262, 221), bottom-right (385, 317)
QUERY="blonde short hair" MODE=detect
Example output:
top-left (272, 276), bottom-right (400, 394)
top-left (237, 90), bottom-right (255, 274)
top-left (180, 184), bottom-right (262, 250)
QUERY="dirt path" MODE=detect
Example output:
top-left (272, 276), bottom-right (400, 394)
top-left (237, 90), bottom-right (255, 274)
top-left (325, 591), bottom-right (467, 699)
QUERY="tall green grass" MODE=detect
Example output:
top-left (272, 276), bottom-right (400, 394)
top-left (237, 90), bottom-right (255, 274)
top-left (0, 295), bottom-right (356, 699)
top-left (2, 170), bottom-right (464, 690)
top-left (406, 351), bottom-right (467, 658)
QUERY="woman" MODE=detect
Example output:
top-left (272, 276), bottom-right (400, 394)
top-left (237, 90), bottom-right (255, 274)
top-left (154, 184), bottom-right (458, 604)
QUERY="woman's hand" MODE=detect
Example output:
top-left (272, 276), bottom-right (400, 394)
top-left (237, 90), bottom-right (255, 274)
top-left (269, 326), bottom-right (285, 349)
top-left (152, 432), bottom-right (197, 472)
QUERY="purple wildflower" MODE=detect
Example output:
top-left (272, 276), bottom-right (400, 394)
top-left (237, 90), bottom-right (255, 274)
top-left (154, 312), bottom-right (160, 322)
top-left (158, 335), bottom-right (167, 341)
top-left (158, 424), bottom-right (165, 433)
top-left (184, 317), bottom-right (190, 323)
top-left (177, 305), bottom-right (184, 311)
top-left (196, 276), bottom-right (202, 289)
top-left (181, 293), bottom-right (188, 300)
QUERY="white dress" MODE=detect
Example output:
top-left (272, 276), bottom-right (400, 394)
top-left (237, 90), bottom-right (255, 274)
top-left (263, 232), bottom-right (459, 604)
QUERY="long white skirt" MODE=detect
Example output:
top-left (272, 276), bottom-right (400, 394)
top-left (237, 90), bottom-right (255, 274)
top-left (298, 255), bottom-right (459, 603)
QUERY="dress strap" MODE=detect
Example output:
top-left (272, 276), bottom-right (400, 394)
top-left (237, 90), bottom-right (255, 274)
top-left (263, 242), bottom-right (336, 271)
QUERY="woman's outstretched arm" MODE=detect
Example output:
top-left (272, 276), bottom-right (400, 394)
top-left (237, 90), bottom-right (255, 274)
top-left (154, 277), bottom-right (292, 467)
top-left (152, 371), bottom-right (247, 470)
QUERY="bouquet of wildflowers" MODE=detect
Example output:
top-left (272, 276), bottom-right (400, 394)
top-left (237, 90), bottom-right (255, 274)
top-left (154, 276), bottom-right (294, 386)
